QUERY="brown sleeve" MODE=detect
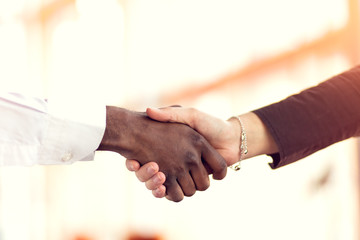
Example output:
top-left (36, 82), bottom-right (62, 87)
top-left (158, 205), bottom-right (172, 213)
top-left (253, 66), bottom-right (360, 169)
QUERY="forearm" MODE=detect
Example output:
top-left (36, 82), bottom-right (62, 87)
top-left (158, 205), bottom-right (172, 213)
top-left (253, 65), bottom-right (360, 168)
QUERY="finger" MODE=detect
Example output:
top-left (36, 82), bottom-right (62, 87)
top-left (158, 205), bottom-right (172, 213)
top-left (190, 167), bottom-right (210, 191)
top-left (146, 107), bottom-right (177, 122)
top-left (201, 141), bottom-right (227, 180)
top-left (135, 162), bottom-right (159, 182)
top-left (177, 174), bottom-right (196, 197)
top-left (145, 172), bottom-right (166, 190)
top-left (202, 161), bottom-right (213, 175)
top-left (164, 179), bottom-right (184, 202)
top-left (146, 107), bottom-right (193, 125)
top-left (125, 159), bottom-right (141, 172)
top-left (152, 185), bottom-right (166, 198)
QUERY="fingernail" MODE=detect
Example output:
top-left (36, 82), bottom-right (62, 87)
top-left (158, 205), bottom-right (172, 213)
top-left (154, 175), bottom-right (161, 184)
top-left (147, 165), bottom-right (156, 174)
top-left (154, 188), bottom-right (162, 197)
top-left (156, 188), bottom-right (166, 197)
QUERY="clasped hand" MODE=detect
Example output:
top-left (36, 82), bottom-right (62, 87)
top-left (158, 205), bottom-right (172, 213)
top-left (125, 107), bottom-right (243, 202)
top-left (98, 106), bottom-right (230, 202)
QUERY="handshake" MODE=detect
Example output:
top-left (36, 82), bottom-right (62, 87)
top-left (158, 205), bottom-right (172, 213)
top-left (98, 106), bottom-right (277, 202)
top-left (95, 67), bottom-right (359, 202)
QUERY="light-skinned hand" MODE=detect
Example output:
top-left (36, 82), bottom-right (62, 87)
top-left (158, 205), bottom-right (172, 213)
top-left (126, 106), bottom-right (242, 199)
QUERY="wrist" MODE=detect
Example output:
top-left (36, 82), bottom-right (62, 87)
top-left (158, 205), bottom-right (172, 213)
top-left (239, 112), bottom-right (278, 160)
top-left (97, 106), bottom-right (132, 154)
top-left (226, 117), bottom-right (242, 165)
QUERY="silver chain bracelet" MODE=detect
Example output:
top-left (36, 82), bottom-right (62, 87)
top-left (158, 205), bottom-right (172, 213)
top-left (229, 115), bottom-right (248, 171)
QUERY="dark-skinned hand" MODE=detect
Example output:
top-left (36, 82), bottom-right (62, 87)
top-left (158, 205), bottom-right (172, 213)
top-left (97, 106), bottom-right (227, 202)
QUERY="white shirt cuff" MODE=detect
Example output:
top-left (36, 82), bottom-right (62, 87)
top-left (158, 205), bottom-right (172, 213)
top-left (38, 101), bottom-right (106, 165)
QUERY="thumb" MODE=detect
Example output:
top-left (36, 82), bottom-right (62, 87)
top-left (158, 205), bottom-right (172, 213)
top-left (146, 107), bottom-right (194, 127)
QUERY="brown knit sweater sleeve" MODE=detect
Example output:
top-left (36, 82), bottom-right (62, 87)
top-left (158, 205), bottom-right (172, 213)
top-left (253, 66), bottom-right (360, 169)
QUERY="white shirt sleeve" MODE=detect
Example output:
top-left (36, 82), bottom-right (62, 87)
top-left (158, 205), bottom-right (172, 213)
top-left (0, 93), bottom-right (106, 166)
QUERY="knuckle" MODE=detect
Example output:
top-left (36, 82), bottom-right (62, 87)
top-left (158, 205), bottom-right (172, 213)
top-left (212, 160), bottom-right (228, 179)
top-left (153, 191), bottom-right (161, 198)
top-left (169, 166), bottom-right (186, 179)
top-left (190, 132), bottom-right (203, 146)
top-left (158, 172), bottom-right (166, 182)
top-left (188, 108), bottom-right (198, 126)
top-left (145, 181), bottom-right (154, 190)
top-left (172, 196), bottom-right (184, 202)
top-left (188, 107), bottom-right (197, 117)
top-left (197, 180), bottom-right (210, 191)
top-left (185, 152), bottom-right (202, 170)
top-left (185, 151), bottom-right (198, 164)
top-left (198, 183), bottom-right (210, 191)
top-left (153, 188), bottom-right (165, 198)
top-left (170, 111), bottom-right (177, 122)
top-left (219, 161), bottom-right (228, 172)
top-left (213, 167), bottom-right (227, 180)
top-left (136, 174), bottom-right (146, 182)
top-left (184, 189), bottom-right (196, 197)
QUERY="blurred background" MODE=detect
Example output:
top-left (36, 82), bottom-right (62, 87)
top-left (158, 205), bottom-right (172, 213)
top-left (0, 0), bottom-right (359, 239)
